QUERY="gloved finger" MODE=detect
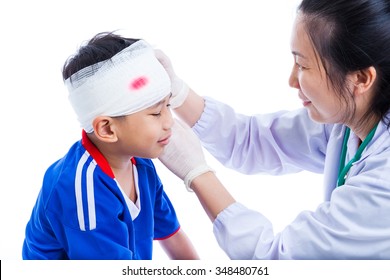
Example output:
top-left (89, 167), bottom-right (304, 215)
top-left (154, 49), bottom-right (172, 70)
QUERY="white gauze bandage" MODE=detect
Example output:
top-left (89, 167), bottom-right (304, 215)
top-left (65, 40), bottom-right (171, 133)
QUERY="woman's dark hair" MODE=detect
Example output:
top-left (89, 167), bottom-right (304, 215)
top-left (62, 32), bottom-right (140, 80)
top-left (298, 0), bottom-right (390, 127)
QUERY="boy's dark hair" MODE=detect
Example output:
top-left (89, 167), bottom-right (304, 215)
top-left (62, 32), bottom-right (140, 80)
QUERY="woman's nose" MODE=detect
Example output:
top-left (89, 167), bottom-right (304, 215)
top-left (288, 66), bottom-right (300, 89)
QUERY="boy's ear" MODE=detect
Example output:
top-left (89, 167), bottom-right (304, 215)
top-left (92, 116), bottom-right (118, 143)
top-left (352, 66), bottom-right (377, 96)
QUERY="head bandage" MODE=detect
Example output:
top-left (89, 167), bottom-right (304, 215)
top-left (65, 40), bottom-right (171, 133)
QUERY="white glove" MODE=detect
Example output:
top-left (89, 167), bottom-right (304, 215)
top-left (159, 119), bottom-right (214, 191)
top-left (154, 49), bottom-right (189, 108)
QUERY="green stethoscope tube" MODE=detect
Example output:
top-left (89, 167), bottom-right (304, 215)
top-left (337, 123), bottom-right (378, 187)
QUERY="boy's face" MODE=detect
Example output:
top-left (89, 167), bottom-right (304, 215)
top-left (113, 94), bottom-right (173, 159)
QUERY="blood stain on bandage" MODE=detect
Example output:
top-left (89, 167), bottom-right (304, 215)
top-left (130, 76), bottom-right (148, 90)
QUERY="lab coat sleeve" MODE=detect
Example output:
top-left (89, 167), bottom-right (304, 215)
top-left (192, 97), bottom-right (329, 175)
top-left (213, 202), bottom-right (279, 259)
top-left (214, 156), bottom-right (390, 260)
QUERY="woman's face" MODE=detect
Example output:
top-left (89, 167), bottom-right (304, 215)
top-left (288, 14), bottom-right (352, 124)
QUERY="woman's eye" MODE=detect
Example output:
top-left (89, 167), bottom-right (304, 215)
top-left (295, 62), bottom-right (308, 71)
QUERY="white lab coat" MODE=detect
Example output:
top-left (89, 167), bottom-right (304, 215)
top-left (192, 97), bottom-right (390, 259)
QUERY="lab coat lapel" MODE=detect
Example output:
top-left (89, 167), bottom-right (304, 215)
top-left (322, 124), bottom-right (345, 201)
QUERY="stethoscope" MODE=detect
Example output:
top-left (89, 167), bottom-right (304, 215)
top-left (337, 123), bottom-right (378, 187)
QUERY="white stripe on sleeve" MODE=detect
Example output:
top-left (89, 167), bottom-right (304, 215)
top-left (75, 152), bottom-right (90, 231)
top-left (86, 160), bottom-right (97, 230)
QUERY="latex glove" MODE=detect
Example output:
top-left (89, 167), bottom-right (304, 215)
top-left (159, 119), bottom-right (214, 191)
top-left (155, 49), bottom-right (189, 108)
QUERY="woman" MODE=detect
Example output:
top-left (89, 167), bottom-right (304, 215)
top-left (157, 0), bottom-right (390, 259)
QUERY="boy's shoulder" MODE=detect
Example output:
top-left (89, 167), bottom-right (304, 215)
top-left (37, 140), bottom-right (84, 207)
top-left (48, 139), bottom-right (84, 169)
top-left (43, 140), bottom-right (85, 185)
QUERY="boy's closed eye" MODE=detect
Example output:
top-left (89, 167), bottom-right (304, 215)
top-left (148, 94), bottom-right (172, 116)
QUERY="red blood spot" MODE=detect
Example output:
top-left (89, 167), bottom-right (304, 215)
top-left (130, 76), bottom-right (148, 90)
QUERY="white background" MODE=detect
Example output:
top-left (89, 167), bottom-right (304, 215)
top-left (0, 0), bottom-right (325, 261)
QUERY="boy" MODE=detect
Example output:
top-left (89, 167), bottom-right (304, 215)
top-left (22, 32), bottom-right (199, 260)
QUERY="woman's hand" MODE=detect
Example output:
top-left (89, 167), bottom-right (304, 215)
top-left (159, 119), bottom-right (213, 191)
